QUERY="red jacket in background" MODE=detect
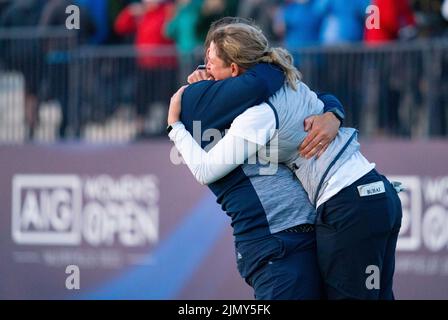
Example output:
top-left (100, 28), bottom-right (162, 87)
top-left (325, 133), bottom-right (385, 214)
top-left (365, 0), bottom-right (416, 43)
top-left (115, 3), bottom-right (176, 68)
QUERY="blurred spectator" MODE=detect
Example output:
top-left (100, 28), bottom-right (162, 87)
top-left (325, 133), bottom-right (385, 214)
top-left (108, 0), bottom-right (137, 44)
top-left (238, 0), bottom-right (282, 44)
top-left (363, 1), bottom-right (417, 137)
top-left (75, 0), bottom-right (110, 45)
top-left (115, 0), bottom-right (177, 138)
top-left (0, 0), bottom-right (12, 16)
top-left (274, 0), bottom-right (323, 51)
top-left (196, 0), bottom-right (239, 42)
top-left (318, 0), bottom-right (371, 45)
top-left (165, 0), bottom-right (203, 85)
top-left (72, 0), bottom-right (135, 45)
top-left (365, 0), bottom-right (416, 43)
top-left (166, 0), bottom-right (202, 55)
top-left (312, 0), bottom-right (370, 135)
top-left (40, 0), bottom-right (96, 138)
top-left (0, 0), bottom-right (47, 139)
top-left (115, 0), bottom-right (176, 68)
top-left (412, 0), bottom-right (448, 38)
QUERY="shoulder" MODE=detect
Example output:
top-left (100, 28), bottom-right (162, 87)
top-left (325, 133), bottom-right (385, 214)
top-left (183, 80), bottom-right (215, 99)
top-left (227, 102), bottom-right (278, 145)
top-left (230, 103), bottom-right (277, 137)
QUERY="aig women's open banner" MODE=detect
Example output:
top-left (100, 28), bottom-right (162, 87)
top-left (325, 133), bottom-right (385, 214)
top-left (0, 141), bottom-right (447, 299)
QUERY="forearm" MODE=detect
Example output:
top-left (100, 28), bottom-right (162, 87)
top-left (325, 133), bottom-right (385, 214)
top-left (169, 122), bottom-right (259, 185)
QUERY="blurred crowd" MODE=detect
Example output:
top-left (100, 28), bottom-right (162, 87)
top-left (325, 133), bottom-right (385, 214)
top-left (0, 0), bottom-right (448, 140)
top-left (1, 0), bottom-right (447, 50)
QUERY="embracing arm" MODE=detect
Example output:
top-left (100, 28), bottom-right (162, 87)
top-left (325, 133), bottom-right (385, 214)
top-left (202, 63), bottom-right (285, 110)
top-left (181, 63), bottom-right (285, 144)
top-left (169, 123), bottom-right (261, 185)
top-left (299, 93), bottom-right (345, 159)
top-left (169, 95), bottom-right (277, 185)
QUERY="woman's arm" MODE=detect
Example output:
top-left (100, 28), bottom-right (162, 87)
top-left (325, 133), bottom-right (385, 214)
top-left (181, 63), bottom-right (285, 149)
top-left (169, 88), bottom-right (277, 185)
top-left (169, 122), bottom-right (261, 185)
top-left (299, 93), bottom-right (345, 159)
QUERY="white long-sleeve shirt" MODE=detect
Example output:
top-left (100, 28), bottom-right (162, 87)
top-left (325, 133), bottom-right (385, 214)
top-left (168, 103), bottom-right (277, 185)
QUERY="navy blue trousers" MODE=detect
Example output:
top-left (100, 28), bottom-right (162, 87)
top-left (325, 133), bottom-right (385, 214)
top-left (316, 169), bottom-right (402, 300)
top-left (234, 230), bottom-right (324, 300)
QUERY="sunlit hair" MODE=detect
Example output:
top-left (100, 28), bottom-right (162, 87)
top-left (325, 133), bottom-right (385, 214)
top-left (208, 21), bottom-right (302, 90)
top-left (204, 17), bottom-right (255, 50)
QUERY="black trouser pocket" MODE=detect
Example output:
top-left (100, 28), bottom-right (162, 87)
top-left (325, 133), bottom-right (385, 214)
top-left (235, 236), bottom-right (284, 285)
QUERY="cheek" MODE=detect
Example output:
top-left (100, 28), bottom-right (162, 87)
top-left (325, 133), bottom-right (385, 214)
top-left (213, 67), bottom-right (232, 80)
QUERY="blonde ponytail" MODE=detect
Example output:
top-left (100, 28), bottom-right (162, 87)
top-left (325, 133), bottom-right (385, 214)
top-left (260, 47), bottom-right (302, 90)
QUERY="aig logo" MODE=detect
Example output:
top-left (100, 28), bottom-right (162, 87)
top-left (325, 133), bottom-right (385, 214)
top-left (12, 175), bottom-right (82, 245)
top-left (11, 174), bottom-right (159, 247)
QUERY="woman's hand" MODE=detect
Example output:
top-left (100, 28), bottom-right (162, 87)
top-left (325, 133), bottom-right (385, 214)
top-left (298, 112), bottom-right (340, 159)
top-left (187, 69), bottom-right (214, 84)
top-left (168, 85), bottom-right (188, 125)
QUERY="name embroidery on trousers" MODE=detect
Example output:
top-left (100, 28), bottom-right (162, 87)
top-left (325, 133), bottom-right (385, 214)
top-left (357, 181), bottom-right (385, 197)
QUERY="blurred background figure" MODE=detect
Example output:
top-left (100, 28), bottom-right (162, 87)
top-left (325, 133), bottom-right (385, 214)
top-left (0, 0), bottom-right (46, 139)
top-left (365, 0), bottom-right (417, 44)
top-left (115, 0), bottom-right (177, 139)
top-left (238, 0), bottom-right (282, 44)
top-left (0, 0), bottom-right (447, 142)
top-left (165, 0), bottom-right (203, 85)
top-left (362, 0), bottom-right (417, 137)
top-left (274, 0), bottom-right (323, 51)
top-left (310, 0), bottom-right (371, 138)
top-left (412, 0), bottom-right (448, 38)
top-left (75, 0), bottom-right (110, 45)
top-left (196, 0), bottom-right (239, 42)
top-left (273, 0), bottom-right (324, 68)
top-left (39, 0), bottom-right (96, 139)
top-left (318, 0), bottom-right (371, 45)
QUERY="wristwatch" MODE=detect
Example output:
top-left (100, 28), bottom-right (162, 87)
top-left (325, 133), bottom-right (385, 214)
top-left (328, 108), bottom-right (344, 126)
top-left (166, 124), bottom-right (174, 135)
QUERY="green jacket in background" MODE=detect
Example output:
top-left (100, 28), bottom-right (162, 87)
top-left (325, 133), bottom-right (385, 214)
top-left (165, 0), bottom-right (203, 55)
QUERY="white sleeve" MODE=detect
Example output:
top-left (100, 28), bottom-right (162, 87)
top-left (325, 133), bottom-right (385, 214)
top-left (168, 104), bottom-right (277, 185)
top-left (228, 103), bottom-right (277, 144)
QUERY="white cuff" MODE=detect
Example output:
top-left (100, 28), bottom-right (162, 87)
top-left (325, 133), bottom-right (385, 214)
top-left (168, 121), bottom-right (185, 141)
